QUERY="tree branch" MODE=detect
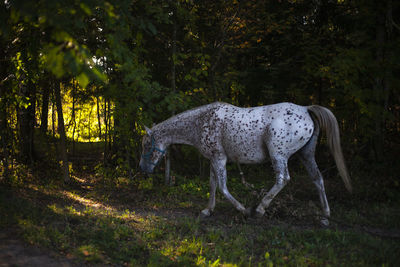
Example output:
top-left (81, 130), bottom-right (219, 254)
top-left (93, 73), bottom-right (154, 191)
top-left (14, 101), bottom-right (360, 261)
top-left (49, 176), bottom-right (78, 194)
top-left (392, 19), bottom-right (400, 32)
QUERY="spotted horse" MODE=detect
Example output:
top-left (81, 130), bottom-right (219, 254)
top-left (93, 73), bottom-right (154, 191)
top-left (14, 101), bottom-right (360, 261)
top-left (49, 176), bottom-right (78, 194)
top-left (139, 102), bottom-right (352, 225)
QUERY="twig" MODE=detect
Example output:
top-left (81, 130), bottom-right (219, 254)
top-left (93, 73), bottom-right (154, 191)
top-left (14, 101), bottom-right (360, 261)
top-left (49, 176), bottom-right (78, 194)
top-left (237, 163), bottom-right (265, 197)
top-left (0, 74), bottom-right (15, 86)
top-left (392, 19), bottom-right (400, 32)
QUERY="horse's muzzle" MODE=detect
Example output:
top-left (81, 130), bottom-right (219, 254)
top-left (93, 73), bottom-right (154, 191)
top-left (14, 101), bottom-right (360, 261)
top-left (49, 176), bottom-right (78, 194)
top-left (139, 161), bottom-right (154, 174)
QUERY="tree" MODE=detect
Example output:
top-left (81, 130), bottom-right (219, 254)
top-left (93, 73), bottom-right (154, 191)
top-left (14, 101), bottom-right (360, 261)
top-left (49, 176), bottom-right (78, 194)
top-left (0, 0), bottom-right (398, 184)
top-left (54, 81), bottom-right (70, 183)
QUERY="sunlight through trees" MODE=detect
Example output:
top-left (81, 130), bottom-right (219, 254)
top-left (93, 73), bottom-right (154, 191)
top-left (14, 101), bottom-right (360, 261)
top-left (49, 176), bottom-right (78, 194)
top-left (0, 0), bottom-right (399, 182)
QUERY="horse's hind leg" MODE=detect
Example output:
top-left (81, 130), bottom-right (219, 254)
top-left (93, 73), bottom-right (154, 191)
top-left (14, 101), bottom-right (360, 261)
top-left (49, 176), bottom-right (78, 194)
top-left (254, 155), bottom-right (290, 217)
top-left (298, 131), bottom-right (331, 226)
top-left (200, 166), bottom-right (217, 217)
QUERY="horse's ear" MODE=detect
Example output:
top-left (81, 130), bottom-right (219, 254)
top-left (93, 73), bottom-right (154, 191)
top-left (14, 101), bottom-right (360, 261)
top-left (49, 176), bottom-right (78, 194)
top-left (144, 125), bottom-right (152, 136)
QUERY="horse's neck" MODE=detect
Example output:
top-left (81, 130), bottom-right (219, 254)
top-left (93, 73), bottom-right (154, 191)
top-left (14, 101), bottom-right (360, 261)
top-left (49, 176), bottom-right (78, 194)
top-left (155, 114), bottom-right (199, 146)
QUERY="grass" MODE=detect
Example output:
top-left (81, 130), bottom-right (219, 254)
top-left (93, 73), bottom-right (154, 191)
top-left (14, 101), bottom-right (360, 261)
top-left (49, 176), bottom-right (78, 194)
top-left (1, 139), bottom-right (399, 266)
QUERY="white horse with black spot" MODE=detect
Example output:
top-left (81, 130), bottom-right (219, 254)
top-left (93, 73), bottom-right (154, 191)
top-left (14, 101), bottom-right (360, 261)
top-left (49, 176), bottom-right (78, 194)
top-left (139, 102), bottom-right (352, 226)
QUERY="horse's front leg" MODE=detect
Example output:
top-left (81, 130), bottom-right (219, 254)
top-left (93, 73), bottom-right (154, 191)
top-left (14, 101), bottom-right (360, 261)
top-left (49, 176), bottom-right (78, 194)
top-left (211, 157), bottom-right (247, 215)
top-left (200, 166), bottom-right (217, 217)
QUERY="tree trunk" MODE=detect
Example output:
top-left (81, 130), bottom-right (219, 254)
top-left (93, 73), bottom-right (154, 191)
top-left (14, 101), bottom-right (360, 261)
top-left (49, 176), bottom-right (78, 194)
top-left (54, 80), bottom-right (70, 183)
top-left (88, 105), bottom-right (93, 143)
top-left (40, 84), bottom-right (50, 134)
top-left (51, 90), bottom-right (56, 138)
top-left (102, 98), bottom-right (113, 165)
top-left (76, 109), bottom-right (82, 147)
top-left (103, 97), bottom-right (108, 165)
top-left (17, 75), bottom-right (35, 163)
top-left (71, 80), bottom-right (76, 156)
top-left (165, 15), bottom-right (177, 186)
top-left (0, 84), bottom-right (9, 182)
top-left (96, 96), bottom-right (102, 139)
top-left (165, 151), bottom-right (172, 185)
top-left (373, 0), bottom-right (392, 162)
top-left (383, 0), bottom-right (392, 126)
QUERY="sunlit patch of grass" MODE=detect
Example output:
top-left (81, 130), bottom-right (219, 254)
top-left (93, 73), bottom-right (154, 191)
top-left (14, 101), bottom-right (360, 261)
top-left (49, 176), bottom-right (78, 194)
top-left (62, 190), bottom-right (114, 211)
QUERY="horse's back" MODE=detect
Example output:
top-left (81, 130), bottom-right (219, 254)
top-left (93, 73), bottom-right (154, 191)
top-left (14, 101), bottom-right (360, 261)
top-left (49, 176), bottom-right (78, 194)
top-left (208, 102), bottom-right (314, 163)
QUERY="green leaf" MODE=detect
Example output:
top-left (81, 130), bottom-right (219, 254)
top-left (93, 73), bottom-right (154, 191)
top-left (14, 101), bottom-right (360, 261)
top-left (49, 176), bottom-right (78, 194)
top-left (77, 72), bottom-right (89, 88)
top-left (80, 3), bottom-right (92, 15)
top-left (147, 22), bottom-right (157, 35)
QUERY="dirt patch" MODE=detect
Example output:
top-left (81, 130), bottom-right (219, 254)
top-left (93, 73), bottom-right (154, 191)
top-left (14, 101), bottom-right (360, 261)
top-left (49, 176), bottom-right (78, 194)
top-left (0, 230), bottom-right (77, 267)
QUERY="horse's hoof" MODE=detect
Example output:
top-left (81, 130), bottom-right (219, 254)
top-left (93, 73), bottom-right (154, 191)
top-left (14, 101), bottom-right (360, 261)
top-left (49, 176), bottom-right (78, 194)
top-left (320, 218), bottom-right (330, 227)
top-left (253, 207), bottom-right (265, 218)
top-left (244, 206), bottom-right (265, 218)
top-left (254, 209), bottom-right (265, 218)
top-left (199, 209), bottom-right (212, 219)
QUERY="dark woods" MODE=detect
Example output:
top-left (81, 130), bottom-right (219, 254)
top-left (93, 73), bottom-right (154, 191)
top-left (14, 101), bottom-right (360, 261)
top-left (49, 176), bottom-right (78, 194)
top-left (0, 0), bottom-right (399, 190)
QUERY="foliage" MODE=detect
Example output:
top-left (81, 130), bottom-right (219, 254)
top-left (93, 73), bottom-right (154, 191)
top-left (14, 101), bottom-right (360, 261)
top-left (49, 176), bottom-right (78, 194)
top-left (1, 0), bottom-right (399, 173)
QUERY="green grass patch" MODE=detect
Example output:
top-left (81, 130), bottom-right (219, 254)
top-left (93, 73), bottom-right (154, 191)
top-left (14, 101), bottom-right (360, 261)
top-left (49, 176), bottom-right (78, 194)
top-left (1, 166), bottom-right (399, 266)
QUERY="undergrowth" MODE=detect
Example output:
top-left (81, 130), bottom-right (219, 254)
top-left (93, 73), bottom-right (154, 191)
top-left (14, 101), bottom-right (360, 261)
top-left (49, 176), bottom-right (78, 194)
top-left (1, 157), bottom-right (399, 266)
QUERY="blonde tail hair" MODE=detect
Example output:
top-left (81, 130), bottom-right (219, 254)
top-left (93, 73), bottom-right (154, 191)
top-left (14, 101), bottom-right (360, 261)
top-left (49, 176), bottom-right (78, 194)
top-left (308, 105), bottom-right (352, 193)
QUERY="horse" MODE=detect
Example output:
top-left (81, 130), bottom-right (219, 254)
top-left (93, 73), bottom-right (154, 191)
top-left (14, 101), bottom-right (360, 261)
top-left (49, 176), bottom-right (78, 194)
top-left (139, 102), bottom-right (352, 225)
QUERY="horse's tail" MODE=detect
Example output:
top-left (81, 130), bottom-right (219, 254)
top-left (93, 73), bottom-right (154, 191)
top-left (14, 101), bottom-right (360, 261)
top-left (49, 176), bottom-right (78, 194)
top-left (307, 105), bottom-right (352, 193)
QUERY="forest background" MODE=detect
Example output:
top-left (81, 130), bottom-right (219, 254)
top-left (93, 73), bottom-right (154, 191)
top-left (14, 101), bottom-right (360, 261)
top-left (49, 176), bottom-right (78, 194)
top-left (1, 0), bottom-right (400, 265)
top-left (1, 0), bottom-right (399, 186)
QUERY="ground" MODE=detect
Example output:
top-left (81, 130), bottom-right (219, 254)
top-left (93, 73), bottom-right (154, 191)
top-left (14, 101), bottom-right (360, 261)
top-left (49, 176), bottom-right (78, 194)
top-left (0, 230), bottom-right (76, 267)
top-left (0, 146), bottom-right (399, 266)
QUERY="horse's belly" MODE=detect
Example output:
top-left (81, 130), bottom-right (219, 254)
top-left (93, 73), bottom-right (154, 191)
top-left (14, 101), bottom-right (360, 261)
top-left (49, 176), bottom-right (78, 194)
top-left (223, 137), bottom-right (267, 164)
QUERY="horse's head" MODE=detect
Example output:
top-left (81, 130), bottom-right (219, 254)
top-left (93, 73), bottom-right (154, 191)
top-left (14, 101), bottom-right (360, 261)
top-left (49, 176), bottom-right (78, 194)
top-left (139, 126), bottom-right (166, 173)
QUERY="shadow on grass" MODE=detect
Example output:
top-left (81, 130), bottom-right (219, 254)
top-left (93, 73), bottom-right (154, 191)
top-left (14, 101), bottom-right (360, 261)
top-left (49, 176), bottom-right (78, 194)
top-left (0, 184), bottom-right (175, 266)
